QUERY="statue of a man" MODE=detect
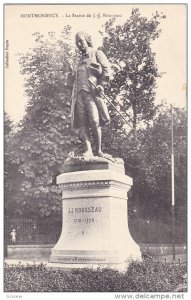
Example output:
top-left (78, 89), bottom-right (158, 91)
top-left (71, 31), bottom-right (111, 158)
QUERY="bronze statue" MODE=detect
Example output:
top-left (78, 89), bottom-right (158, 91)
top-left (71, 31), bottom-right (111, 158)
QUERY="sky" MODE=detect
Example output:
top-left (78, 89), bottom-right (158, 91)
top-left (4, 3), bottom-right (187, 123)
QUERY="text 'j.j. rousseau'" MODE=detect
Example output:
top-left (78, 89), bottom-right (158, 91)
top-left (68, 206), bottom-right (102, 214)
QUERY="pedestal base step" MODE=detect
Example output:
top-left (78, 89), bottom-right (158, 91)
top-left (49, 254), bottom-right (119, 264)
top-left (47, 261), bottom-right (130, 272)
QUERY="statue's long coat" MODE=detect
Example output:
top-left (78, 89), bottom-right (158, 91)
top-left (71, 48), bottom-right (111, 129)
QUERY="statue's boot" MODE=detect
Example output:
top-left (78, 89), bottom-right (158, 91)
top-left (97, 152), bottom-right (114, 160)
top-left (83, 151), bottom-right (94, 159)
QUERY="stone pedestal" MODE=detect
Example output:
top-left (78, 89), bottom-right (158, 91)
top-left (49, 158), bottom-right (141, 269)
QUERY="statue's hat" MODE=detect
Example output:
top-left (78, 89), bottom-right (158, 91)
top-left (89, 62), bottom-right (102, 77)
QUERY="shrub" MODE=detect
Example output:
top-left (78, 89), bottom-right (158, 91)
top-left (4, 261), bottom-right (186, 292)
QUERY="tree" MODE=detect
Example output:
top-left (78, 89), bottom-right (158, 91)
top-left (4, 112), bottom-right (21, 216)
top-left (9, 27), bottom-right (78, 217)
top-left (102, 8), bottom-right (166, 130)
top-left (99, 10), bottom-right (186, 233)
top-left (4, 112), bottom-right (13, 201)
top-left (123, 104), bottom-right (187, 229)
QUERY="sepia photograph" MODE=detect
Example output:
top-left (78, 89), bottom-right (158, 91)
top-left (3, 2), bottom-right (188, 297)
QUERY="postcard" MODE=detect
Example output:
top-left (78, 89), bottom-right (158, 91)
top-left (3, 3), bottom-right (188, 299)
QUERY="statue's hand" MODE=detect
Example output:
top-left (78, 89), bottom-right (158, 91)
top-left (96, 85), bottom-right (104, 96)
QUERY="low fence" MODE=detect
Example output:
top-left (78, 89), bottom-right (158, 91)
top-left (5, 244), bottom-right (187, 261)
top-left (5, 217), bottom-right (62, 245)
top-left (4, 217), bottom-right (186, 246)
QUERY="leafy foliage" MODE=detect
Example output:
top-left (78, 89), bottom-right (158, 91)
top-left (4, 113), bottom-right (13, 185)
top-left (103, 103), bottom-right (187, 226)
top-left (129, 104), bottom-right (187, 224)
top-left (4, 112), bottom-right (22, 216)
top-left (4, 261), bottom-right (186, 292)
top-left (4, 112), bottom-right (12, 212)
top-left (8, 28), bottom-right (78, 217)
